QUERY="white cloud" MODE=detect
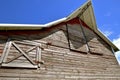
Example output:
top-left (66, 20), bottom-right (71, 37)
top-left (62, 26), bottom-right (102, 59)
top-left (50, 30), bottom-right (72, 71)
top-left (113, 37), bottom-right (120, 49)
top-left (114, 52), bottom-right (120, 65)
top-left (100, 24), bottom-right (113, 37)
top-left (113, 37), bottom-right (120, 65)
top-left (115, 52), bottom-right (120, 65)
top-left (103, 31), bottom-right (113, 37)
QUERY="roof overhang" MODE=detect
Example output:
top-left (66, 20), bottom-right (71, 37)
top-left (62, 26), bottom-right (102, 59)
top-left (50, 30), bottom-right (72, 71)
top-left (0, 0), bottom-right (119, 52)
top-left (0, 0), bottom-right (95, 31)
top-left (0, 18), bottom-right (66, 30)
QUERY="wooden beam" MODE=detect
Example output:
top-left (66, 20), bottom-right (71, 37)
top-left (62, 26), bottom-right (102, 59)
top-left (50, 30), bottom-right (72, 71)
top-left (14, 41), bottom-right (39, 46)
top-left (36, 45), bottom-right (41, 68)
top-left (0, 38), bottom-right (11, 64)
top-left (65, 24), bottom-right (71, 50)
top-left (6, 46), bottom-right (37, 63)
top-left (43, 48), bottom-right (66, 54)
top-left (12, 42), bottom-right (36, 65)
top-left (3, 41), bottom-right (12, 63)
top-left (2, 63), bottom-right (37, 68)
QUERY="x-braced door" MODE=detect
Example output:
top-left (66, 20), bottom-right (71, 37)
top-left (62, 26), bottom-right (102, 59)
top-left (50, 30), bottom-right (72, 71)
top-left (0, 38), bottom-right (43, 68)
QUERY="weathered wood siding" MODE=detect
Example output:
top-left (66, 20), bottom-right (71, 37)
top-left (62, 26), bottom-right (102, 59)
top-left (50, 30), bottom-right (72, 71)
top-left (0, 22), bottom-right (120, 80)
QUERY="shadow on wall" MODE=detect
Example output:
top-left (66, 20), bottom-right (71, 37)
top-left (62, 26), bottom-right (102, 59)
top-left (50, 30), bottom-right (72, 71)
top-left (66, 23), bottom-right (112, 54)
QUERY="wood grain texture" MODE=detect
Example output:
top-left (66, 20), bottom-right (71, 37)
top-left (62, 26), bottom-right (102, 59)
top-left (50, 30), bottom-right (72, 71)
top-left (0, 24), bottom-right (119, 80)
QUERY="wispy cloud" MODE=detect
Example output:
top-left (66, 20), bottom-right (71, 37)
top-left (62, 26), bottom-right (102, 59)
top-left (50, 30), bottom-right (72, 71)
top-left (103, 31), bottom-right (113, 37)
top-left (100, 24), bottom-right (114, 37)
top-left (101, 23), bottom-right (119, 27)
top-left (104, 12), bottom-right (111, 17)
top-left (113, 37), bottom-right (120, 49)
top-left (113, 37), bottom-right (120, 65)
top-left (102, 24), bottom-right (111, 27)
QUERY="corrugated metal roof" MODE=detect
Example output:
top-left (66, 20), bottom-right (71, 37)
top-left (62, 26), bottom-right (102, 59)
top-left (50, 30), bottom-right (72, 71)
top-left (0, 0), bottom-right (119, 52)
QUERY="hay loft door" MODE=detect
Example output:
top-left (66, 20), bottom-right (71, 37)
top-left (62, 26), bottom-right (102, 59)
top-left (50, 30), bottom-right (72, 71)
top-left (0, 38), bottom-right (43, 68)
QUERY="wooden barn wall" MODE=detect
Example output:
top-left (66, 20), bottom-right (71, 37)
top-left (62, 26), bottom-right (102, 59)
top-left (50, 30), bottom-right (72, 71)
top-left (82, 24), bottom-right (114, 55)
top-left (0, 21), bottom-right (120, 79)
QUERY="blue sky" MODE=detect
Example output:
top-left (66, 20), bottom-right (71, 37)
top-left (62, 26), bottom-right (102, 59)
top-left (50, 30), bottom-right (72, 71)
top-left (0, 0), bottom-right (120, 63)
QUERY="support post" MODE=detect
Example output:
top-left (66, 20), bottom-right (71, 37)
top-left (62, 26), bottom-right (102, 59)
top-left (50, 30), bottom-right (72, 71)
top-left (0, 38), bottom-right (11, 64)
top-left (65, 23), bottom-right (71, 50)
top-left (36, 44), bottom-right (42, 68)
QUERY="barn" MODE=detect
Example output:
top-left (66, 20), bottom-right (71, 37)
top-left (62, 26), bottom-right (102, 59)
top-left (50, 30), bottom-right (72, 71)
top-left (0, 0), bottom-right (120, 80)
